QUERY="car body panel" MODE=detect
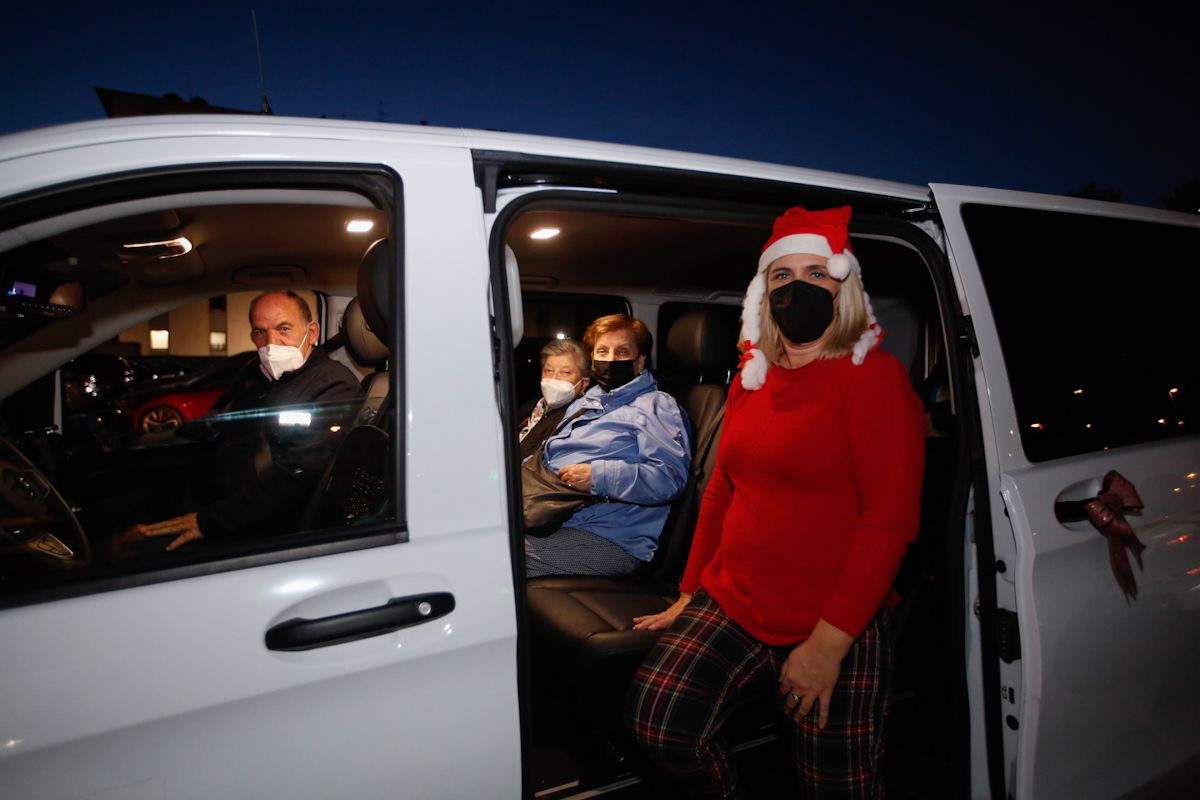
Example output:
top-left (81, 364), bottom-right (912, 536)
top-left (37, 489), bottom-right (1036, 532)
top-left (0, 125), bottom-right (520, 799)
top-left (931, 182), bottom-right (1200, 798)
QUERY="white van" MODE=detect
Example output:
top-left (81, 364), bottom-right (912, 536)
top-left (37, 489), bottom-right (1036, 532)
top-left (0, 116), bottom-right (1195, 800)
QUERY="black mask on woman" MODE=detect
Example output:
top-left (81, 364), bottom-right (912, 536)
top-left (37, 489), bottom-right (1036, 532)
top-left (769, 280), bottom-right (835, 345)
top-left (591, 359), bottom-right (638, 392)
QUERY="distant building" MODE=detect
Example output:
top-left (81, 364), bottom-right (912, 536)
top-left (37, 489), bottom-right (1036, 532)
top-left (95, 87), bottom-right (258, 118)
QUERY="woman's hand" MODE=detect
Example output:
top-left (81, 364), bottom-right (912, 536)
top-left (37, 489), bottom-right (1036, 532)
top-left (558, 464), bottom-right (592, 491)
top-left (778, 619), bottom-right (854, 729)
top-left (632, 592), bottom-right (693, 630)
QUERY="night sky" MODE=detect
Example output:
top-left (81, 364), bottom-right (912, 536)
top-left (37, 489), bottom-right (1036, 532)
top-left (2, 2), bottom-right (1196, 208)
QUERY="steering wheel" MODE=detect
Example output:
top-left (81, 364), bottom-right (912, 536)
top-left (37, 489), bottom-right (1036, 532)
top-left (0, 436), bottom-right (91, 569)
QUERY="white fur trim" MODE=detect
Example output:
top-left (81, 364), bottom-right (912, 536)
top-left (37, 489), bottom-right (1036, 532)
top-left (851, 289), bottom-right (880, 365)
top-left (740, 270), bottom-right (765, 347)
top-left (758, 233), bottom-right (834, 272)
top-left (738, 270), bottom-right (768, 390)
top-left (741, 348), bottom-right (769, 389)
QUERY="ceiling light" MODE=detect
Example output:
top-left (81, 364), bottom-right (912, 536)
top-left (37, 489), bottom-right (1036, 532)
top-left (346, 219), bottom-right (375, 233)
top-left (529, 227), bottom-right (560, 240)
top-left (120, 237), bottom-right (193, 259)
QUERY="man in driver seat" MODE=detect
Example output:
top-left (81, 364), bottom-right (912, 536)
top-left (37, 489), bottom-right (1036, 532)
top-left (120, 291), bottom-right (363, 552)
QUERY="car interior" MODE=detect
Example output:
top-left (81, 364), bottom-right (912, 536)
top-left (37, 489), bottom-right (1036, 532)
top-left (0, 167), bottom-right (969, 798)
top-left (495, 191), bottom-right (963, 799)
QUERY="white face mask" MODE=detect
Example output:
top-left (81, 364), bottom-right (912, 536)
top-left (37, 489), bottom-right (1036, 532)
top-left (540, 377), bottom-right (583, 410)
top-left (258, 330), bottom-right (309, 381)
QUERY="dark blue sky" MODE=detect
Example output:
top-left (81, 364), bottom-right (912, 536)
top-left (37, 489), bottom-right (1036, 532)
top-left (2, 2), bottom-right (1196, 207)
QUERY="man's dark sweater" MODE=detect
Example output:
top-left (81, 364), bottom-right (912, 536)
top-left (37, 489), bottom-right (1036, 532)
top-left (196, 348), bottom-right (364, 539)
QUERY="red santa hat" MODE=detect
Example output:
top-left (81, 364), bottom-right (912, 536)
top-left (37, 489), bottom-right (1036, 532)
top-left (739, 205), bottom-right (880, 390)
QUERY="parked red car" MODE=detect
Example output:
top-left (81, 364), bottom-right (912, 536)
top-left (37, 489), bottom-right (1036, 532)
top-left (115, 352), bottom-right (257, 432)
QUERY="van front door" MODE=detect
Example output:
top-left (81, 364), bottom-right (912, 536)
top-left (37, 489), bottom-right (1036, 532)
top-left (932, 184), bottom-right (1200, 798)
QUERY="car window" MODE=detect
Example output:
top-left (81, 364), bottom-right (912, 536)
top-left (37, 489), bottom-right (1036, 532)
top-left (962, 204), bottom-right (1198, 461)
top-left (0, 176), bottom-right (400, 602)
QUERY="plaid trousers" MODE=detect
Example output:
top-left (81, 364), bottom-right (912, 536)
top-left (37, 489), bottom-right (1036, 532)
top-left (625, 591), bottom-right (890, 799)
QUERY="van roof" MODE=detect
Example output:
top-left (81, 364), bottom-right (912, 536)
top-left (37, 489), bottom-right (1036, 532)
top-left (0, 114), bottom-right (932, 204)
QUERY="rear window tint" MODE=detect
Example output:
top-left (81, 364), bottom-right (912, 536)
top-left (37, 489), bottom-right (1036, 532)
top-left (962, 204), bottom-right (1198, 461)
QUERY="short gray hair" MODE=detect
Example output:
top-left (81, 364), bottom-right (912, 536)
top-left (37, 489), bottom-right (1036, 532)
top-left (539, 338), bottom-right (590, 378)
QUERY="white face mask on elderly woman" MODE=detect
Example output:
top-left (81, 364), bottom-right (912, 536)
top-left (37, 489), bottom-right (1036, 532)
top-left (540, 377), bottom-right (583, 410)
top-left (258, 331), bottom-right (309, 381)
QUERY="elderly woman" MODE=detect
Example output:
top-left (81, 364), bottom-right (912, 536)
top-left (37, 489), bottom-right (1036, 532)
top-left (525, 313), bottom-right (692, 578)
top-left (517, 338), bottom-right (591, 462)
top-left (626, 207), bottom-right (925, 797)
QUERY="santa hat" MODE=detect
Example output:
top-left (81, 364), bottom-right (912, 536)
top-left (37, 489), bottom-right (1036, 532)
top-left (739, 205), bottom-right (880, 390)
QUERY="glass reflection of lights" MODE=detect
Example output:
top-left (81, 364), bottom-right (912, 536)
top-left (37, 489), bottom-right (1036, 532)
top-left (529, 227), bottom-right (560, 240)
top-left (278, 578), bottom-right (322, 595)
top-left (556, 332), bottom-right (566, 339)
top-left (1030, 423), bottom-right (1044, 430)
top-left (329, 424), bottom-right (342, 433)
top-left (3, 738), bottom-right (23, 749)
top-left (346, 219), bottom-right (374, 233)
top-left (278, 410), bottom-right (312, 426)
top-left (443, 623), bottom-right (454, 635)
top-left (1073, 389), bottom-right (1084, 395)
top-left (121, 236), bottom-right (193, 258)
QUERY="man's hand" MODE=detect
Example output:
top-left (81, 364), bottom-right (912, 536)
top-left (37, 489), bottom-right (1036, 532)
top-left (127, 512), bottom-right (203, 552)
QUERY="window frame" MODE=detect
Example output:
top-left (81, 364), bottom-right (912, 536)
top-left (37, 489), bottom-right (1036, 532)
top-left (0, 163), bottom-right (408, 609)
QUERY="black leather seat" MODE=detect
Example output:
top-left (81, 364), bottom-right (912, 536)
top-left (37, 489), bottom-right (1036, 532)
top-left (303, 241), bottom-right (393, 529)
top-left (526, 307), bottom-right (737, 734)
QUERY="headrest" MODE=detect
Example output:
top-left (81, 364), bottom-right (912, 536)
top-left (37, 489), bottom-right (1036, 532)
top-left (357, 239), bottom-right (391, 341)
top-left (665, 310), bottom-right (739, 373)
top-left (342, 298), bottom-right (389, 368)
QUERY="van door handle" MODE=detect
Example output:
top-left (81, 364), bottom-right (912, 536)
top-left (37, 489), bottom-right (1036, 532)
top-left (265, 592), bottom-right (455, 651)
top-left (1055, 470), bottom-right (1146, 602)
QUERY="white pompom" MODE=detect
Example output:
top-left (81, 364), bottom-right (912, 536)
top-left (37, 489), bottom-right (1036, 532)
top-left (827, 253), bottom-right (851, 280)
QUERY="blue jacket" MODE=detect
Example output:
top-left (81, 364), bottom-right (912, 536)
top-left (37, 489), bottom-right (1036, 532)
top-left (543, 370), bottom-right (692, 561)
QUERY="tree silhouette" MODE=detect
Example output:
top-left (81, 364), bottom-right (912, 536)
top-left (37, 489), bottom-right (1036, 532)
top-left (1160, 179), bottom-right (1200, 214)
top-left (1066, 181), bottom-right (1121, 202)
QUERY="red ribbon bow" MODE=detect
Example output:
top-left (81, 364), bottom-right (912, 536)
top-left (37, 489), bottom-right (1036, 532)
top-left (1083, 470), bottom-right (1146, 602)
top-left (738, 339), bottom-right (756, 370)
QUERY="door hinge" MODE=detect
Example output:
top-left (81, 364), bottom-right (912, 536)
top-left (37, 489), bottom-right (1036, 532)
top-left (996, 608), bottom-right (1021, 663)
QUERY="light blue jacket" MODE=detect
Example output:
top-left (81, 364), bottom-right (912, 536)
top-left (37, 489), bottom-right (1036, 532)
top-left (543, 370), bottom-right (692, 561)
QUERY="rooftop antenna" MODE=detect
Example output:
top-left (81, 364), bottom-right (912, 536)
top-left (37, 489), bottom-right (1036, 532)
top-left (251, 9), bottom-right (273, 115)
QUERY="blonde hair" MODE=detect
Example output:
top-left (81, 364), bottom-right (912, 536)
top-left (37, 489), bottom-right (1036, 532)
top-left (755, 271), bottom-right (869, 366)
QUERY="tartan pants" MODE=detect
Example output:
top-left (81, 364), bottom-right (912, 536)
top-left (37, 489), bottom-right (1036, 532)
top-left (625, 591), bottom-right (891, 799)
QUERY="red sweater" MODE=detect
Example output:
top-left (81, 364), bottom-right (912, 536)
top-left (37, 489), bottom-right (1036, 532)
top-left (680, 351), bottom-right (925, 644)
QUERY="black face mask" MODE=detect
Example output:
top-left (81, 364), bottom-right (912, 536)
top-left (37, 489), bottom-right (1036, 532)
top-left (591, 359), bottom-right (638, 392)
top-left (769, 280), bottom-right (835, 345)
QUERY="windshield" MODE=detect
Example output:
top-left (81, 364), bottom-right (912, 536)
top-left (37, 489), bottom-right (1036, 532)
top-left (0, 239), bottom-right (127, 350)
